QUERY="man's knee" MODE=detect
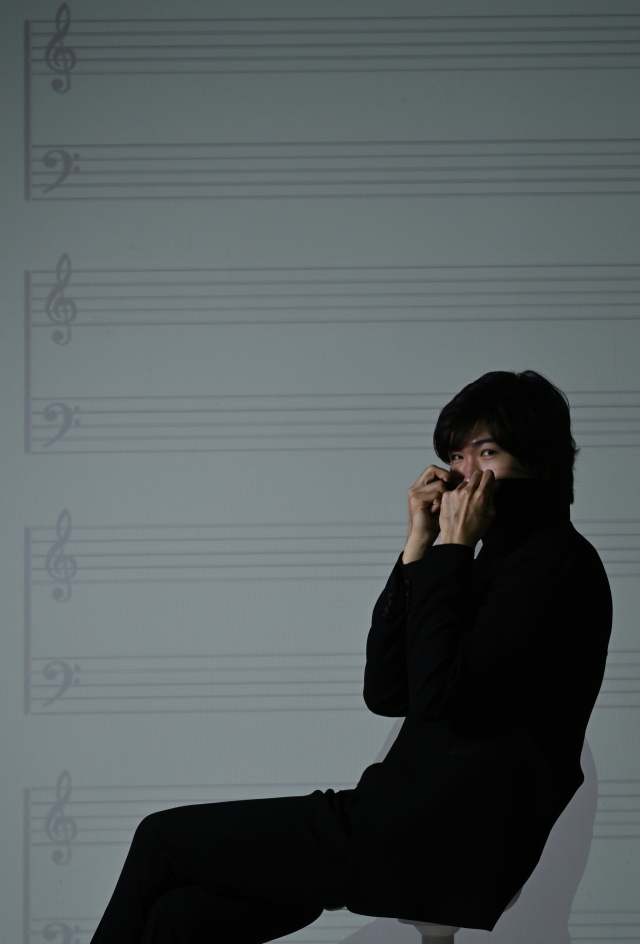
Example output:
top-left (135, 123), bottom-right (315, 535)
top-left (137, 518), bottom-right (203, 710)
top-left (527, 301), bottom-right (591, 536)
top-left (133, 809), bottom-right (172, 847)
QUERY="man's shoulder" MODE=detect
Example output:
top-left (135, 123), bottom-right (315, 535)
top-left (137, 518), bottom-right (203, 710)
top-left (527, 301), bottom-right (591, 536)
top-left (512, 520), bottom-right (609, 582)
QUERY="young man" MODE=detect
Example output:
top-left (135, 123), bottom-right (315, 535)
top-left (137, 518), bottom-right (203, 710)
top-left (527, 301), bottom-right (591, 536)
top-left (91, 370), bottom-right (612, 943)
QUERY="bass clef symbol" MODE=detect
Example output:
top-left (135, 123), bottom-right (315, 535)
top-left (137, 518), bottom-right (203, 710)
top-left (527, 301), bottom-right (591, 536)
top-left (45, 510), bottom-right (77, 602)
top-left (42, 661), bottom-right (81, 707)
top-left (42, 150), bottom-right (80, 196)
top-left (42, 402), bottom-right (81, 446)
top-left (45, 254), bottom-right (77, 345)
top-left (44, 771), bottom-right (77, 865)
top-left (44, 3), bottom-right (77, 93)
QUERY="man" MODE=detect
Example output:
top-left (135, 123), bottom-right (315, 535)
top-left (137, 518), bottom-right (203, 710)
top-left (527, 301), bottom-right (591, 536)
top-left (91, 370), bottom-right (612, 943)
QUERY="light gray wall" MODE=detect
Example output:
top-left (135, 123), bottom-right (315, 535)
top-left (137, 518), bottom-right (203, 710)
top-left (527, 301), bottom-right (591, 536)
top-left (1, 1), bottom-right (639, 942)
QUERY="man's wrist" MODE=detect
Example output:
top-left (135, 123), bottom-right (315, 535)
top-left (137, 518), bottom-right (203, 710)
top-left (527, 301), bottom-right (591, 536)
top-left (439, 534), bottom-right (476, 549)
top-left (402, 535), bottom-right (435, 564)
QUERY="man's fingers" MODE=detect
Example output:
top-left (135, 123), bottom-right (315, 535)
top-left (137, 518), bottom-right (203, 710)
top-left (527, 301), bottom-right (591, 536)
top-left (458, 471), bottom-right (481, 489)
top-left (462, 470), bottom-right (495, 495)
top-left (430, 483), bottom-right (447, 504)
top-left (410, 464), bottom-right (451, 491)
top-left (476, 470), bottom-right (496, 497)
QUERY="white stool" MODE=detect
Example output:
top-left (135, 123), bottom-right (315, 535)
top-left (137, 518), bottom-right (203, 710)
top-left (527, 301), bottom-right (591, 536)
top-left (397, 887), bottom-right (523, 944)
top-left (326, 887), bottom-right (523, 944)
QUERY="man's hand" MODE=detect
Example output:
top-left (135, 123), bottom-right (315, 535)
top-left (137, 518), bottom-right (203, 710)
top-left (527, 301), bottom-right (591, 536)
top-left (439, 469), bottom-right (501, 548)
top-left (403, 464), bottom-right (455, 562)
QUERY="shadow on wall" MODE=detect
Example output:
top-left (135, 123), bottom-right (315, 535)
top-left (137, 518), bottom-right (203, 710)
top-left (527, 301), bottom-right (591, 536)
top-left (342, 719), bottom-right (598, 944)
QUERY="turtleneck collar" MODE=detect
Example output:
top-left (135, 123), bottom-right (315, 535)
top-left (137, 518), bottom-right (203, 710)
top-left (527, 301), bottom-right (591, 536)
top-left (480, 477), bottom-right (571, 552)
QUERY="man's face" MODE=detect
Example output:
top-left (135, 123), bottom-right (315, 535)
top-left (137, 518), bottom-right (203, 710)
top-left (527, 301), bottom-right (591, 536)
top-left (447, 419), bottom-right (532, 485)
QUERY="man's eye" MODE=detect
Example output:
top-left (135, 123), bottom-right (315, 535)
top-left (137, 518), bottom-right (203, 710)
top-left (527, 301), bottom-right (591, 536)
top-left (450, 450), bottom-right (495, 460)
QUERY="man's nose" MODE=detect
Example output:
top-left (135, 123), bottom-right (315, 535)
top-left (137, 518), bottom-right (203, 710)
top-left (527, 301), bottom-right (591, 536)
top-left (462, 459), bottom-right (481, 481)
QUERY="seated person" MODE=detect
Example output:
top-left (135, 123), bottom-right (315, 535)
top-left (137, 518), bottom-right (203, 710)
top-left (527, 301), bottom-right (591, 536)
top-left (90, 369), bottom-right (613, 944)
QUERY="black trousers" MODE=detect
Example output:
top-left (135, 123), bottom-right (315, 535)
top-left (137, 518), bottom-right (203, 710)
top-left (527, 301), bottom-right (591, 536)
top-left (90, 788), bottom-right (359, 944)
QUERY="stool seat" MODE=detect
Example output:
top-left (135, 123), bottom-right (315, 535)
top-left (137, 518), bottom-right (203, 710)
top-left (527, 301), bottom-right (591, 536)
top-left (398, 887), bottom-right (523, 944)
top-left (398, 918), bottom-right (460, 943)
top-left (326, 887), bottom-right (523, 944)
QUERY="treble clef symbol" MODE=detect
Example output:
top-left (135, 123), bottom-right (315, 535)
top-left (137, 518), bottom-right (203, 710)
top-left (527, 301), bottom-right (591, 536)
top-left (44, 771), bottom-right (77, 865)
top-left (42, 922), bottom-right (78, 944)
top-left (45, 254), bottom-right (77, 345)
top-left (44, 3), bottom-right (77, 93)
top-left (45, 510), bottom-right (77, 602)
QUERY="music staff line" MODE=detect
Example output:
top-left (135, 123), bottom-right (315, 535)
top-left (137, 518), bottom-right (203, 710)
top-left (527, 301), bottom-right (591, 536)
top-left (26, 260), bottom-right (640, 316)
top-left (27, 9), bottom-right (640, 81)
top-left (30, 653), bottom-right (366, 712)
top-left (27, 539), bottom-right (640, 566)
top-left (27, 509), bottom-right (640, 544)
top-left (25, 396), bottom-right (640, 455)
top-left (26, 772), bottom-right (640, 846)
top-left (29, 259), bottom-right (640, 323)
top-left (25, 651), bottom-right (640, 715)
top-left (25, 523), bottom-right (640, 584)
top-left (28, 138), bottom-right (640, 199)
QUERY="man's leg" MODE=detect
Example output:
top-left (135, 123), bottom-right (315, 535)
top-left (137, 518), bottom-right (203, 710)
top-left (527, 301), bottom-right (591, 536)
top-left (140, 885), bottom-right (322, 944)
top-left (90, 789), bottom-right (355, 944)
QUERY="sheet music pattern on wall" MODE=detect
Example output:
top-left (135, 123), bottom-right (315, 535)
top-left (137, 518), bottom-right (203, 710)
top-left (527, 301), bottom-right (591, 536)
top-left (24, 8), bottom-right (640, 200)
top-left (3, 3), bottom-right (635, 943)
top-left (24, 775), bottom-right (367, 944)
top-left (24, 259), bottom-right (640, 455)
top-left (23, 513), bottom-right (640, 714)
top-left (28, 8), bottom-right (640, 80)
top-left (24, 514), bottom-right (396, 715)
top-left (26, 138), bottom-right (640, 200)
top-left (23, 772), bottom-right (640, 944)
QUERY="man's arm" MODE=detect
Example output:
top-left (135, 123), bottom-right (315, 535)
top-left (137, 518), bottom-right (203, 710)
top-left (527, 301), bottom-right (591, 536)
top-left (400, 528), bottom-right (582, 722)
top-left (402, 534), bottom-right (436, 564)
top-left (362, 551), bottom-right (412, 716)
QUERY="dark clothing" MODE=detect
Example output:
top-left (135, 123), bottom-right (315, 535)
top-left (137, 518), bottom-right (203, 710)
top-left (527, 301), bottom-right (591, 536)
top-left (347, 477), bottom-right (612, 930)
top-left (90, 789), bottom-right (359, 943)
top-left (91, 478), bottom-right (612, 940)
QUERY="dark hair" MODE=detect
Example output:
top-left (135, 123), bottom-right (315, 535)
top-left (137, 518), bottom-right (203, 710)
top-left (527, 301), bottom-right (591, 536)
top-left (433, 370), bottom-right (579, 504)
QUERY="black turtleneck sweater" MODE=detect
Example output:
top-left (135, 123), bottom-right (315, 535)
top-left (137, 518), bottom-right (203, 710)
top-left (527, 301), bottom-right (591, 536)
top-left (360, 476), bottom-right (609, 774)
top-left (345, 476), bottom-right (613, 929)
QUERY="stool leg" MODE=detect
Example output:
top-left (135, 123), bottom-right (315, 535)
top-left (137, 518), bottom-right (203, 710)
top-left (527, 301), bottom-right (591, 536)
top-left (398, 920), bottom-right (460, 944)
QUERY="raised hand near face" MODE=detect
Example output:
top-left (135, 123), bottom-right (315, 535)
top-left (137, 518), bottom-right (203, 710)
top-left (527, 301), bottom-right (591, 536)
top-left (438, 469), bottom-right (501, 548)
top-left (405, 464), bottom-right (454, 548)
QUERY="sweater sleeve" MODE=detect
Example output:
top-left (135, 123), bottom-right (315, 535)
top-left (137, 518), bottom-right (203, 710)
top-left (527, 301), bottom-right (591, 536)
top-left (400, 535), bottom-right (577, 722)
top-left (362, 551), bottom-right (411, 716)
